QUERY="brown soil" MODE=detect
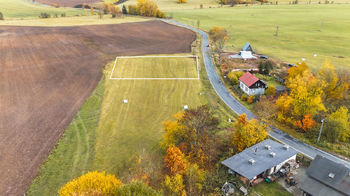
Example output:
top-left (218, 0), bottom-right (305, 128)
top-left (0, 20), bottom-right (195, 196)
top-left (34, 0), bottom-right (101, 7)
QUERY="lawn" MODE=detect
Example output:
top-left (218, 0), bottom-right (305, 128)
top-left (0, 0), bottom-right (83, 18)
top-left (170, 4), bottom-right (350, 70)
top-left (27, 52), bottom-right (236, 195)
top-left (250, 181), bottom-right (292, 196)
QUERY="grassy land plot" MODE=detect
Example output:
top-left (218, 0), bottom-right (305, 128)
top-left (170, 4), bottom-right (350, 70)
top-left (93, 56), bottom-right (204, 179)
top-left (0, 0), bottom-right (83, 18)
top-left (110, 56), bottom-right (199, 79)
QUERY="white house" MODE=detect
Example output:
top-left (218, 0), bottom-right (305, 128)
top-left (239, 72), bottom-right (267, 96)
top-left (221, 139), bottom-right (298, 185)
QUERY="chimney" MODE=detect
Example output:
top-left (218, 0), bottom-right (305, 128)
top-left (249, 159), bottom-right (255, 165)
top-left (270, 152), bottom-right (276, 157)
top-left (265, 145), bottom-right (271, 150)
top-left (283, 145), bottom-right (289, 150)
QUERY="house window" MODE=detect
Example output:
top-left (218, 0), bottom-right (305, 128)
top-left (245, 86), bottom-right (248, 92)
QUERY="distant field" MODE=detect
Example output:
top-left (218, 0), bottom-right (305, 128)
top-left (170, 4), bottom-right (350, 69)
top-left (0, 15), bottom-right (149, 26)
top-left (110, 56), bottom-right (199, 79)
top-left (0, 0), bottom-right (84, 18)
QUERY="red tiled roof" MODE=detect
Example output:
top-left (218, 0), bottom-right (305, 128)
top-left (239, 72), bottom-right (260, 87)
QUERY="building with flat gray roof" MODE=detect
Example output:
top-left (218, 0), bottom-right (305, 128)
top-left (221, 139), bottom-right (298, 183)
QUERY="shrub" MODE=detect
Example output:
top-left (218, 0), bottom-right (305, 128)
top-left (115, 181), bottom-right (162, 196)
top-left (59, 171), bottom-right (122, 196)
top-left (39, 13), bottom-right (51, 18)
top-left (227, 71), bottom-right (238, 85)
top-left (241, 94), bottom-right (248, 101)
top-left (111, 6), bottom-right (122, 18)
top-left (0, 12), bottom-right (4, 20)
top-left (128, 5), bottom-right (138, 15)
top-left (258, 60), bottom-right (274, 75)
top-left (178, 0), bottom-right (187, 3)
top-left (247, 95), bottom-right (255, 104)
top-left (61, 13), bottom-right (66, 17)
top-left (265, 86), bottom-right (276, 97)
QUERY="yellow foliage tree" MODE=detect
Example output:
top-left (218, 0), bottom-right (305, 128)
top-left (164, 174), bottom-right (186, 196)
top-left (287, 70), bottom-right (326, 120)
top-left (318, 59), bottom-right (349, 103)
top-left (162, 112), bottom-right (185, 147)
top-left (233, 114), bottom-right (267, 152)
top-left (58, 171), bottom-right (122, 196)
top-left (178, 0), bottom-right (187, 3)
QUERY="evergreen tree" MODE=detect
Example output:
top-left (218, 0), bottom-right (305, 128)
top-left (122, 5), bottom-right (128, 14)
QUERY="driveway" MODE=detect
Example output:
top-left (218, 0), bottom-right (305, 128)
top-left (163, 19), bottom-right (350, 168)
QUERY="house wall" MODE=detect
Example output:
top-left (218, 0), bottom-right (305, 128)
top-left (275, 155), bottom-right (297, 172)
top-left (239, 81), bottom-right (265, 96)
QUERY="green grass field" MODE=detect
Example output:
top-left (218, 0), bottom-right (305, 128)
top-left (27, 52), bottom-right (236, 195)
top-left (111, 56), bottom-right (199, 78)
top-left (170, 4), bottom-right (350, 70)
top-left (0, 0), bottom-right (84, 18)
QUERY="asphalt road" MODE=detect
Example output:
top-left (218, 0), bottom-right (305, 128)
top-left (164, 19), bottom-right (350, 168)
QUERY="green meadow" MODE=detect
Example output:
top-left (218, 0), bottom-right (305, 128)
top-left (170, 4), bottom-right (350, 69)
top-left (0, 0), bottom-right (83, 18)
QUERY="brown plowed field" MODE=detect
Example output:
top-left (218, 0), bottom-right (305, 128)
top-left (35, 0), bottom-right (101, 7)
top-left (0, 20), bottom-right (195, 196)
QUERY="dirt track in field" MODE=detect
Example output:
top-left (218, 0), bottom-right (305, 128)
top-left (34, 0), bottom-right (101, 7)
top-left (0, 20), bottom-right (195, 196)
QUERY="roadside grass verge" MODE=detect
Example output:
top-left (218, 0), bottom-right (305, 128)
top-left (170, 4), bottom-right (350, 70)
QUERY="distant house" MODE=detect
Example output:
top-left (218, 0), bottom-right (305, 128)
top-left (239, 72), bottom-right (267, 96)
top-left (242, 42), bottom-right (253, 53)
top-left (300, 155), bottom-right (350, 196)
top-left (222, 139), bottom-right (298, 185)
top-left (229, 42), bottom-right (257, 60)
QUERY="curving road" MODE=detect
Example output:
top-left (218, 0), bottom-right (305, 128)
top-left (163, 19), bottom-right (350, 168)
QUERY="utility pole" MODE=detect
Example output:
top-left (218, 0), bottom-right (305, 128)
top-left (317, 119), bottom-right (326, 143)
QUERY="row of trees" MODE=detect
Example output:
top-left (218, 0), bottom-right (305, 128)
top-left (127, 0), bottom-right (166, 18)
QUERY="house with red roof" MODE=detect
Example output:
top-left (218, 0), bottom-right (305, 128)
top-left (239, 72), bottom-right (267, 96)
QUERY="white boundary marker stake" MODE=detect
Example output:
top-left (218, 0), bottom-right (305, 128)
top-left (109, 55), bottom-right (200, 80)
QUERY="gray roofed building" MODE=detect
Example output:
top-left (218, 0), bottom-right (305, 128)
top-left (300, 155), bottom-right (350, 196)
top-left (221, 139), bottom-right (298, 181)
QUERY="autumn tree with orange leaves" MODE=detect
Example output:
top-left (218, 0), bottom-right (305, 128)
top-left (164, 145), bottom-right (188, 175)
